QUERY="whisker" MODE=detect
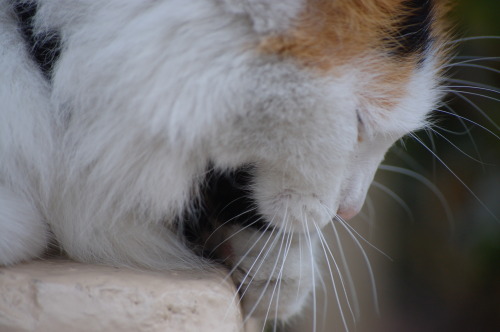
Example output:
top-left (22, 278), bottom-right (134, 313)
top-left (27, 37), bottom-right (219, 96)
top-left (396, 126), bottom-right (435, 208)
top-left (322, 204), bottom-right (392, 261)
top-left (314, 222), bottom-right (355, 327)
top-left (446, 78), bottom-right (500, 93)
top-left (435, 108), bottom-right (500, 140)
top-left (422, 127), bottom-right (439, 178)
top-left (363, 194), bottom-right (377, 234)
top-left (446, 89), bottom-right (500, 105)
top-left (442, 85), bottom-right (500, 94)
top-left (408, 134), bottom-right (499, 222)
top-left (247, 223), bottom-right (289, 325)
top-left (243, 208), bottom-right (290, 322)
top-left (215, 195), bottom-right (248, 218)
top-left (295, 234), bottom-right (303, 302)
top-left (429, 128), bottom-right (493, 165)
top-left (451, 55), bottom-right (500, 62)
top-left (390, 144), bottom-right (428, 174)
top-left (223, 217), bottom-right (279, 320)
top-left (432, 124), bottom-right (473, 136)
top-left (203, 200), bottom-right (257, 246)
top-left (301, 213), bottom-right (319, 332)
top-left (314, 261), bottom-right (330, 332)
top-left (343, 219), bottom-right (392, 261)
top-left (433, 104), bottom-right (479, 151)
top-left (208, 213), bottom-right (263, 256)
top-left (371, 181), bottom-right (415, 223)
top-left (258, 242), bottom-right (285, 331)
top-left (378, 164), bottom-right (456, 227)
top-left (334, 218), bottom-right (381, 315)
top-left (222, 216), bottom-right (276, 283)
top-left (444, 63), bottom-right (500, 76)
top-left (237, 225), bottom-right (281, 293)
top-left (239, 230), bottom-right (282, 323)
top-left (330, 221), bottom-right (361, 320)
top-left (447, 91), bottom-right (500, 130)
top-left (194, 166), bottom-right (217, 180)
top-left (445, 36), bottom-right (500, 45)
top-left (271, 227), bottom-right (294, 329)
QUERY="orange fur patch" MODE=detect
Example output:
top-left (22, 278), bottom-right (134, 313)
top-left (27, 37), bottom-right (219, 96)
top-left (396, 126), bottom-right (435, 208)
top-left (258, 0), bottom-right (450, 109)
top-left (361, 59), bottom-right (414, 110)
top-left (259, 0), bottom-right (403, 70)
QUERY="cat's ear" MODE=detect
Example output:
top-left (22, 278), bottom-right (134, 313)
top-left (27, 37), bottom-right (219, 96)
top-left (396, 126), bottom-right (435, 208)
top-left (219, 0), bottom-right (305, 33)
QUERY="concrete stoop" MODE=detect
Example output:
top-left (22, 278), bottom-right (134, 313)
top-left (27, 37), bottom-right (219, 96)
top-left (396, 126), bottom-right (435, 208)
top-left (0, 259), bottom-right (257, 332)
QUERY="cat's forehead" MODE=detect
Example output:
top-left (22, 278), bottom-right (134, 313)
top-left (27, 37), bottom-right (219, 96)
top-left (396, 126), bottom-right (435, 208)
top-left (257, 0), bottom-right (449, 72)
top-left (253, 0), bottom-right (449, 114)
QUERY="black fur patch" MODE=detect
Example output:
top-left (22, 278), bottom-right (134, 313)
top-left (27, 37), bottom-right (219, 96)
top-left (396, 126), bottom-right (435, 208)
top-left (182, 166), bottom-right (272, 261)
top-left (13, 2), bottom-right (61, 79)
top-left (202, 167), bottom-right (271, 231)
top-left (391, 0), bottom-right (434, 59)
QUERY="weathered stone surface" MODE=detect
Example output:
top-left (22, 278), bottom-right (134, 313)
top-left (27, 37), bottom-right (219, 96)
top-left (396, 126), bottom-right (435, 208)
top-left (0, 259), bottom-right (244, 332)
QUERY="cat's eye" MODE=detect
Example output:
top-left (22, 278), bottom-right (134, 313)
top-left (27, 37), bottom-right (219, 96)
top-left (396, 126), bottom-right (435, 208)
top-left (356, 109), bottom-right (364, 143)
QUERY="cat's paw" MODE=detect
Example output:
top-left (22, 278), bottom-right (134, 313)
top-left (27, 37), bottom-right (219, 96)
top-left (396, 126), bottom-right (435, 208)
top-left (220, 226), bottom-right (318, 320)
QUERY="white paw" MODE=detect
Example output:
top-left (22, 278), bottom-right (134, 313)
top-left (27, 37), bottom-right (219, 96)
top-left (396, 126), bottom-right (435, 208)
top-left (223, 226), bottom-right (319, 320)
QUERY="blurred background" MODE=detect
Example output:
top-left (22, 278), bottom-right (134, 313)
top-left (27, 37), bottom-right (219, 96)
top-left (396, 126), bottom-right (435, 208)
top-left (285, 0), bottom-right (500, 331)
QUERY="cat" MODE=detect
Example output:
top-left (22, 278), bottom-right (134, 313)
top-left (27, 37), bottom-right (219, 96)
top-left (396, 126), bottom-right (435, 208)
top-left (0, 0), bottom-right (451, 323)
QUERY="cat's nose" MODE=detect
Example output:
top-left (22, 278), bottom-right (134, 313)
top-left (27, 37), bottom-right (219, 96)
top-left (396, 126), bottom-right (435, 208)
top-left (336, 207), bottom-right (360, 220)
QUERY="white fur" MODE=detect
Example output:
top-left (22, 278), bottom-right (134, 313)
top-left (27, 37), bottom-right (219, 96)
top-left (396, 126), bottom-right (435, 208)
top-left (0, 3), bottom-right (53, 265)
top-left (0, 187), bottom-right (48, 265)
top-left (219, 0), bottom-right (305, 33)
top-left (0, 0), bottom-right (444, 320)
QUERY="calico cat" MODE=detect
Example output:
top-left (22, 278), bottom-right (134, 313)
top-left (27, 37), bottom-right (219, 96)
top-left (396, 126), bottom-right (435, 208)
top-left (0, 0), bottom-right (451, 323)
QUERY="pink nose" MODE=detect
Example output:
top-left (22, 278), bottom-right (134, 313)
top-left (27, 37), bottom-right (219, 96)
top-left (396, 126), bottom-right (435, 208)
top-left (337, 207), bottom-right (360, 220)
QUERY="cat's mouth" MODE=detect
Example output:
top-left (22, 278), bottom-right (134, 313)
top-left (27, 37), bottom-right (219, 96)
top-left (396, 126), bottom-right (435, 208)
top-left (182, 165), bottom-right (339, 265)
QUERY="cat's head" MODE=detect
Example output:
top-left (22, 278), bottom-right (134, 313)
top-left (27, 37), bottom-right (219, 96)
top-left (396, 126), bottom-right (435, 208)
top-left (204, 0), bottom-right (450, 234)
top-left (186, 0), bottom-right (451, 320)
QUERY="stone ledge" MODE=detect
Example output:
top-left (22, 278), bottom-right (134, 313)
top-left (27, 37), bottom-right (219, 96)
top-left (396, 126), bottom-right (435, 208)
top-left (0, 259), bottom-right (247, 332)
